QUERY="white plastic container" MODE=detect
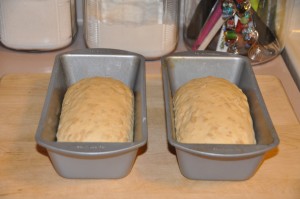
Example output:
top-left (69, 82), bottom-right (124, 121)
top-left (84, 0), bottom-right (179, 60)
top-left (0, 0), bottom-right (77, 51)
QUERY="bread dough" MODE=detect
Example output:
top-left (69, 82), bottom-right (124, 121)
top-left (56, 77), bottom-right (134, 142)
top-left (173, 76), bottom-right (256, 144)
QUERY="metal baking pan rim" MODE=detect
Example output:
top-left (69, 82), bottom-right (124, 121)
top-left (168, 139), bottom-right (278, 158)
top-left (35, 48), bottom-right (147, 157)
top-left (61, 48), bottom-right (146, 57)
top-left (161, 50), bottom-right (279, 159)
top-left (36, 140), bottom-right (146, 157)
top-left (161, 50), bottom-right (249, 60)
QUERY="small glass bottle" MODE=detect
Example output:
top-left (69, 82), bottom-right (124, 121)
top-left (0, 0), bottom-right (77, 51)
top-left (183, 0), bottom-right (295, 65)
top-left (84, 0), bottom-right (179, 60)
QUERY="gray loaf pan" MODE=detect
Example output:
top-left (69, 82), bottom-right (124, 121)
top-left (35, 49), bottom-right (147, 179)
top-left (161, 51), bottom-right (279, 180)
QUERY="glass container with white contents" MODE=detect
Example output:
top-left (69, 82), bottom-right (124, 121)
top-left (84, 0), bottom-right (179, 60)
top-left (0, 0), bottom-right (77, 51)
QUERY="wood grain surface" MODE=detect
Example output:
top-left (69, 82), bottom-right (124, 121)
top-left (0, 74), bottom-right (299, 199)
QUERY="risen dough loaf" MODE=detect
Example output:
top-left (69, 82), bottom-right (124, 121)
top-left (173, 76), bottom-right (256, 144)
top-left (56, 77), bottom-right (134, 142)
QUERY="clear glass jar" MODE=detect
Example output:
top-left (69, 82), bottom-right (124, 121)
top-left (183, 0), bottom-right (294, 65)
top-left (0, 0), bottom-right (77, 51)
top-left (84, 0), bottom-right (179, 60)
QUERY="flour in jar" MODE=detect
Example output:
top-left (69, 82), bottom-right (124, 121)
top-left (0, 0), bottom-right (76, 50)
top-left (84, 0), bottom-right (178, 59)
top-left (85, 22), bottom-right (177, 58)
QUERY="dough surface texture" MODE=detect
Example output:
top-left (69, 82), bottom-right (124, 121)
top-left (57, 77), bottom-right (133, 142)
top-left (173, 76), bottom-right (256, 144)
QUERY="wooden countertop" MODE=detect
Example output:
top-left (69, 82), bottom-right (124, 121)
top-left (0, 73), bottom-right (299, 199)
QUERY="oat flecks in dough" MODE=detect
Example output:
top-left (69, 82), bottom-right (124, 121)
top-left (56, 77), bottom-right (134, 142)
top-left (173, 76), bottom-right (256, 144)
